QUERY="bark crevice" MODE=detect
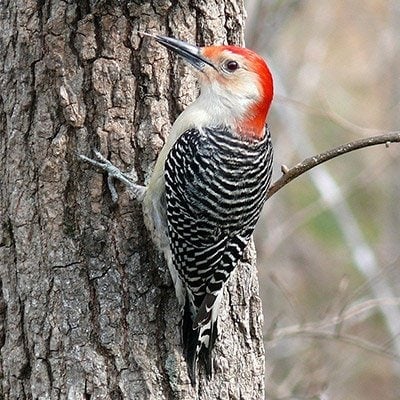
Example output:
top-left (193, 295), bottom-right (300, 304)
top-left (0, 1), bottom-right (265, 399)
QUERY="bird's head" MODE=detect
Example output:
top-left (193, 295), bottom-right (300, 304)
top-left (142, 33), bottom-right (273, 140)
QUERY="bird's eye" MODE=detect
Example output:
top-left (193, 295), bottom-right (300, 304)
top-left (224, 60), bottom-right (239, 72)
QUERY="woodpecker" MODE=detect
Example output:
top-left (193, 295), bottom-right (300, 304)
top-left (80, 33), bottom-right (274, 385)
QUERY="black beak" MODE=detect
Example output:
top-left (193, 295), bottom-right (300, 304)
top-left (139, 32), bottom-right (217, 72)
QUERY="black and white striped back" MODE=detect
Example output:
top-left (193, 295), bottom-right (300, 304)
top-left (165, 126), bottom-right (273, 306)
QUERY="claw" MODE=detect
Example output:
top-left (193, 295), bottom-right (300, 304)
top-left (78, 150), bottom-right (147, 202)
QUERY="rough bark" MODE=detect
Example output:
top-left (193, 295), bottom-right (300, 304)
top-left (0, 1), bottom-right (265, 399)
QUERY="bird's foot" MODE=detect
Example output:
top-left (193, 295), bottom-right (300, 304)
top-left (79, 150), bottom-right (146, 203)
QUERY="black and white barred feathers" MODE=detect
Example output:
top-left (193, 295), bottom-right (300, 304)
top-left (164, 125), bottom-right (273, 383)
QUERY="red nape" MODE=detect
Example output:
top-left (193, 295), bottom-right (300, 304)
top-left (229, 47), bottom-right (273, 139)
top-left (203, 45), bottom-right (274, 140)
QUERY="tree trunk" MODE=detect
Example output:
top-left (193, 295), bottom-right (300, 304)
top-left (0, 1), bottom-right (265, 399)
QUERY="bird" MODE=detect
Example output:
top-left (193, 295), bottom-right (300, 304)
top-left (80, 32), bottom-right (274, 385)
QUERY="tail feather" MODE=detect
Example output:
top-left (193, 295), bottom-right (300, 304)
top-left (182, 298), bottom-right (200, 385)
top-left (193, 293), bottom-right (217, 329)
top-left (182, 292), bottom-right (223, 385)
top-left (198, 320), bottom-right (218, 377)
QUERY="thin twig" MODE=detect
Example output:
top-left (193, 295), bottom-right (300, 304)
top-left (278, 330), bottom-right (400, 363)
top-left (267, 297), bottom-right (400, 340)
top-left (265, 297), bottom-right (400, 362)
top-left (267, 132), bottom-right (400, 199)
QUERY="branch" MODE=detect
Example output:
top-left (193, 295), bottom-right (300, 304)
top-left (267, 131), bottom-right (400, 199)
top-left (265, 297), bottom-right (400, 363)
top-left (267, 297), bottom-right (400, 341)
top-left (283, 330), bottom-right (400, 363)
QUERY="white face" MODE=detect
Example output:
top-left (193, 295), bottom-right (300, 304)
top-left (201, 51), bottom-right (261, 102)
top-left (171, 46), bottom-right (272, 139)
top-left (196, 50), bottom-right (263, 125)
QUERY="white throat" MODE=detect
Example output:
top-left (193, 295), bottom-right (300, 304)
top-left (172, 80), bottom-right (258, 135)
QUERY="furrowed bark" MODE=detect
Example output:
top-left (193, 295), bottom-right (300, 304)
top-left (0, 1), bottom-right (265, 399)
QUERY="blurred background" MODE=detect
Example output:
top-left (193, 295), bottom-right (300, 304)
top-left (244, 1), bottom-right (400, 399)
